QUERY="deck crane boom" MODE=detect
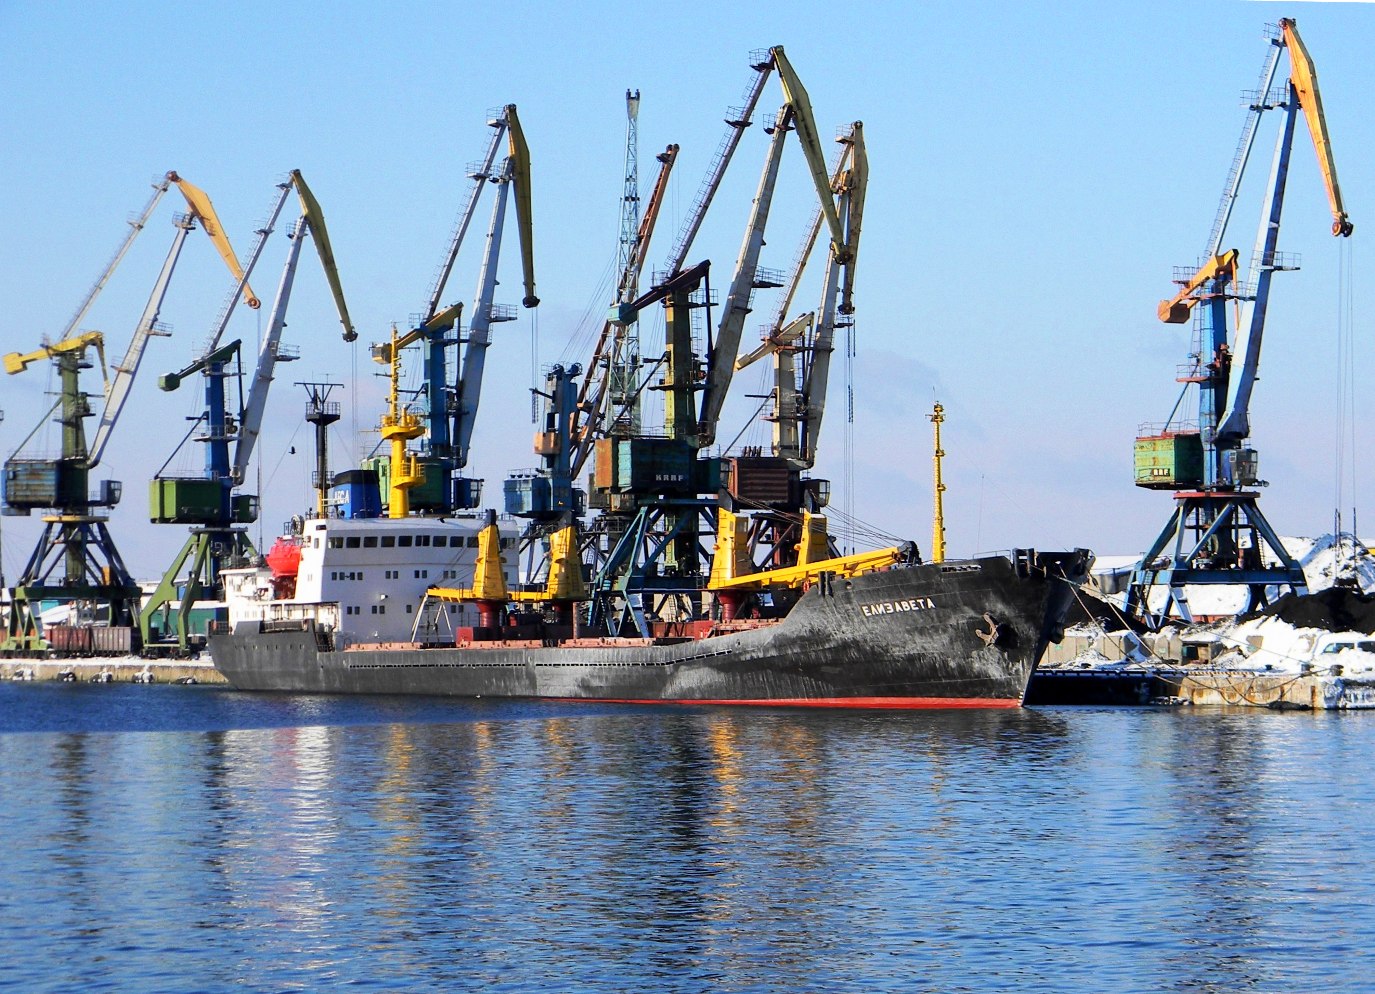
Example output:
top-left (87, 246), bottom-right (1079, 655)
top-left (1127, 17), bottom-right (1353, 627)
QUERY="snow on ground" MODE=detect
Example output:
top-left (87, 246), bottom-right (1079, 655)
top-left (1091, 533), bottom-right (1375, 610)
top-left (1282, 534), bottom-right (1375, 594)
top-left (1210, 617), bottom-right (1375, 675)
top-left (1074, 534), bottom-right (1375, 673)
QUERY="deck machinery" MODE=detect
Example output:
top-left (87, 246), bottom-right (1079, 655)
top-left (1126, 18), bottom-right (1352, 627)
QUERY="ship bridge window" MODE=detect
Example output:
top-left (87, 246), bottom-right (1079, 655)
top-left (328, 538), bottom-right (344, 549)
top-left (466, 537), bottom-right (479, 548)
top-left (434, 536), bottom-right (448, 547)
top-left (363, 536), bottom-right (378, 548)
top-left (398, 536), bottom-right (413, 548)
top-left (381, 536), bottom-right (395, 548)
top-left (345, 537), bottom-right (361, 549)
top-left (417, 535), bottom-right (431, 547)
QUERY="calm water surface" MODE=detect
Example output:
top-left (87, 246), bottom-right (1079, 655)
top-left (1, 683), bottom-right (1372, 993)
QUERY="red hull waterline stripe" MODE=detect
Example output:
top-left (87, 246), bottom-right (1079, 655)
top-left (549, 697), bottom-right (1023, 710)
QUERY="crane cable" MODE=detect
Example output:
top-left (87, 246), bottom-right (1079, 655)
top-left (1334, 238), bottom-right (1358, 540)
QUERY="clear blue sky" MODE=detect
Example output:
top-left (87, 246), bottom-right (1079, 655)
top-left (1, 0), bottom-right (1372, 581)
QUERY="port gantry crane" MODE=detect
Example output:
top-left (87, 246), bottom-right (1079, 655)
top-left (724, 118), bottom-right (866, 574)
top-left (141, 170), bottom-right (355, 651)
top-left (495, 94), bottom-right (678, 622)
top-left (367, 104), bottom-right (538, 519)
top-left (1125, 18), bottom-right (1352, 628)
top-left (1, 174), bottom-right (257, 653)
top-left (547, 46), bottom-right (864, 637)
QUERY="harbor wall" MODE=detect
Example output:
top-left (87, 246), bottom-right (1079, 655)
top-left (2, 658), bottom-right (227, 684)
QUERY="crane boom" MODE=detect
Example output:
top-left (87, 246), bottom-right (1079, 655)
top-left (290, 170), bottom-right (357, 340)
top-left (772, 46), bottom-right (848, 263)
top-left (88, 218), bottom-right (191, 468)
top-left (60, 175), bottom-right (170, 341)
top-left (424, 112), bottom-right (507, 321)
top-left (1157, 250), bottom-right (1239, 324)
top-left (233, 170), bottom-right (355, 480)
top-left (170, 173), bottom-right (260, 309)
top-left (371, 303), bottom-right (464, 366)
top-left (1280, 18), bottom-right (1353, 237)
top-left (204, 182), bottom-right (292, 355)
top-left (454, 165), bottom-right (513, 469)
top-left (232, 216), bottom-right (307, 483)
top-left (664, 53), bottom-right (774, 275)
top-left (839, 122), bottom-right (866, 312)
top-left (4, 331), bottom-right (107, 380)
top-left (1217, 100), bottom-right (1298, 446)
top-left (1206, 41), bottom-right (1284, 258)
top-left (697, 105), bottom-right (793, 448)
top-left (504, 105), bottom-right (539, 308)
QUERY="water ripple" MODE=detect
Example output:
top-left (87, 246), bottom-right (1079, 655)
top-left (2, 687), bottom-right (1373, 992)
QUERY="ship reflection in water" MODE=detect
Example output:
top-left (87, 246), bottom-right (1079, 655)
top-left (0, 685), bottom-right (1369, 992)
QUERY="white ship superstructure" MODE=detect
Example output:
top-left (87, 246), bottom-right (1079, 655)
top-left (222, 516), bottom-right (520, 643)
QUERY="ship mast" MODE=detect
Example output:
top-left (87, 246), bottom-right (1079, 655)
top-left (379, 325), bottom-right (425, 518)
top-left (930, 401), bottom-right (946, 563)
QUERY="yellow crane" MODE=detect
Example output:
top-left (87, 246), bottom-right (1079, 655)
top-left (3, 331), bottom-right (107, 381)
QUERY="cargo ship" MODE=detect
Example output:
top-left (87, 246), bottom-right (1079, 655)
top-left (209, 542), bottom-right (1091, 707)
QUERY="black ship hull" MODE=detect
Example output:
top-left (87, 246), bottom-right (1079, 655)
top-left (210, 551), bottom-right (1090, 708)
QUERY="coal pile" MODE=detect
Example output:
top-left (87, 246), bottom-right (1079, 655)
top-left (1250, 587), bottom-right (1375, 634)
top-left (1065, 589), bottom-right (1148, 633)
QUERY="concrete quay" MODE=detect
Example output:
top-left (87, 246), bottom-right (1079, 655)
top-left (2, 657), bottom-right (228, 685)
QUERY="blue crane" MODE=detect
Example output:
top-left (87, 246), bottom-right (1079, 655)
top-left (1126, 18), bottom-right (1352, 627)
top-left (142, 171), bottom-right (355, 650)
